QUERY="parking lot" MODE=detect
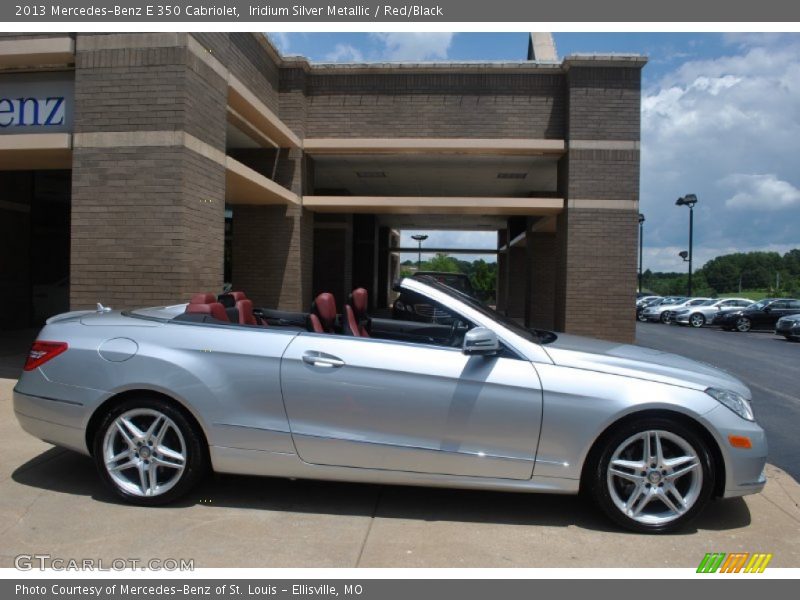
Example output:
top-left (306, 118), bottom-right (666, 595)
top-left (1, 325), bottom-right (799, 568)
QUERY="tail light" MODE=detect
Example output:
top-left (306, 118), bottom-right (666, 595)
top-left (24, 341), bottom-right (68, 371)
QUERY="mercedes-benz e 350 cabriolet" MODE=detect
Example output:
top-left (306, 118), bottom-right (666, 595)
top-left (13, 276), bottom-right (767, 533)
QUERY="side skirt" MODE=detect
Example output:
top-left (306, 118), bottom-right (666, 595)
top-left (209, 445), bottom-right (579, 494)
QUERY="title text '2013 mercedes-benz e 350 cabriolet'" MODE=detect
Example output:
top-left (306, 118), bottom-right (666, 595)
top-left (14, 277), bottom-right (767, 533)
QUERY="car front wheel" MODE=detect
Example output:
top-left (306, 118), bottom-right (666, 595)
top-left (660, 312), bottom-right (671, 324)
top-left (93, 396), bottom-right (207, 505)
top-left (589, 418), bottom-right (714, 533)
top-left (689, 313), bottom-right (705, 328)
top-left (736, 317), bottom-right (752, 332)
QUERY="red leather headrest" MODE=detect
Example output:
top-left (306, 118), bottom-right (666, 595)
top-left (236, 299), bottom-right (259, 326)
top-left (230, 291), bottom-right (247, 301)
top-left (313, 293), bottom-right (337, 330)
top-left (190, 293), bottom-right (216, 304)
top-left (350, 288), bottom-right (368, 315)
top-left (186, 302), bottom-right (229, 322)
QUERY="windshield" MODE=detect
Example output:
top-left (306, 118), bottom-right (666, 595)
top-left (412, 276), bottom-right (547, 344)
top-left (697, 299), bottom-right (716, 306)
top-left (749, 300), bottom-right (769, 310)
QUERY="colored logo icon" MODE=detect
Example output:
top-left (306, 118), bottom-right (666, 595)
top-left (697, 552), bottom-right (773, 573)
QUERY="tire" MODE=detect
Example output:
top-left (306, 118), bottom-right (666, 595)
top-left (587, 417), bottom-right (714, 534)
top-left (689, 313), bottom-right (705, 328)
top-left (92, 396), bottom-right (207, 506)
top-left (637, 312), bottom-right (648, 322)
top-left (660, 312), bottom-right (671, 324)
top-left (735, 317), bottom-right (752, 333)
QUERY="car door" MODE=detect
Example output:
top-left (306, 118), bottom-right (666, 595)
top-left (762, 301), bottom-right (788, 326)
top-left (279, 333), bottom-right (543, 480)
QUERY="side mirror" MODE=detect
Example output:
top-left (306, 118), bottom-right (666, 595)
top-left (463, 327), bottom-right (499, 356)
top-left (763, 306), bottom-right (771, 313)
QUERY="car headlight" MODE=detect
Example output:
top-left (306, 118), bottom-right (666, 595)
top-left (706, 387), bottom-right (754, 421)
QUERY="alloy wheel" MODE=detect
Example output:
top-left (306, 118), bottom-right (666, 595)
top-left (690, 314), bottom-right (705, 328)
top-left (102, 408), bottom-right (187, 497)
top-left (736, 317), bottom-right (752, 332)
top-left (606, 430), bottom-right (703, 527)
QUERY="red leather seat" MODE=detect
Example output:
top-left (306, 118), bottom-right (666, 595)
top-left (345, 288), bottom-right (370, 337)
top-left (236, 299), bottom-right (265, 327)
top-left (185, 302), bottom-right (229, 322)
top-left (190, 293), bottom-right (216, 304)
top-left (308, 293), bottom-right (338, 333)
top-left (229, 291), bottom-right (247, 302)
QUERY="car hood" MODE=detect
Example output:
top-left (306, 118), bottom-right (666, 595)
top-left (542, 333), bottom-right (750, 398)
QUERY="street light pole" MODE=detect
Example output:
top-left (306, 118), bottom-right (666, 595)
top-left (638, 214), bottom-right (645, 293)
top-left (675, 194), bottom-right (698, 297)
top-left (411, 234), bottom-right (428, 271)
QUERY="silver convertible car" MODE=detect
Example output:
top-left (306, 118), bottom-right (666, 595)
top-left (14, 276), bottom-right (767, 533)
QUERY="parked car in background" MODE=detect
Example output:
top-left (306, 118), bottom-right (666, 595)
top-left (637, 296), bottom-right (684, 322)
top-left (712, 298), bottom-right (800, 332)
top-left (673, 298), bottom-right (754, 328)
top-left (641, 297), bottom-right (712, 324)
top-left (635, 296), bottom-right (662, 320)
top-left (775, 314), bottom-right (800, 341)
top-left (394, 272), bottom-right (477, 323)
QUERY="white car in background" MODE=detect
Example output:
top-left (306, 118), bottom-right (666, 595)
top-left (673, 298), bottom-right (754, 328)
top-left (641, 297), bottom-right (711, 324)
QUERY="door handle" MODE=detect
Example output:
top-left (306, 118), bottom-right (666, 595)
top-left (302, 352), bottom-right (345, 368)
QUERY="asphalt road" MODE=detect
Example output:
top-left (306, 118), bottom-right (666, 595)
top-left (636, 321), bottom-right (800, 481)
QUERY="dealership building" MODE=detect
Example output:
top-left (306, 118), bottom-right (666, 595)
top-left (0, 32), bottom-right (645, 342)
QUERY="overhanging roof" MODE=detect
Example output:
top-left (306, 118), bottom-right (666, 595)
top-left (303, 196), bottom-right (563, 215)
top-left (304, 138), bottom-right (565, 155)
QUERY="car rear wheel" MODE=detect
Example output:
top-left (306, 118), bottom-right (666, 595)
top-left (589, 418), bottom-right (714, 533)
top-left (689, 313), bottom-right (705, 328)
top-left (93, 396), bottom-right (207, 505)
top-left (660, 312), bottom-right (671, 324)
top-left (736, 317), bottom-right (752, 333)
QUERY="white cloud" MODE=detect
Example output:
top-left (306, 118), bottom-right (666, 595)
top-left (266, 32), bottom-right (290, 54)
top-left (640, 34), bottom-right (800, 262)
top-left (325, 44), bottom-right (364, 62)
top-left (724, 174), bottom-right (800, 210)
top-left (369, 33), bottom-right (454, 61)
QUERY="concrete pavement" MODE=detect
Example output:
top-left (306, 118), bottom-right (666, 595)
top-left (1, 377), bottom-right (799, 568)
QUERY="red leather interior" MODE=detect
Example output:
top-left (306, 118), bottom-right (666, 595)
top-left (345, 288), bottom-right (370, 337)
top-left (186, 302), bottom-right (229, 321)
top-left (310, 292), bottom-right (337, 333)
top-left (230, 291), bottom-right (247, 302)
top-left (351, 288), bottom-right (368, 316)
top-left (190, 293), bottom-right (216, 304)
top-left (308, 313), bottom-right (323, 333)
top-left (236, 299), bottom-right (264, 326)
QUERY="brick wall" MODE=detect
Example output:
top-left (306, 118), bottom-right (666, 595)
top-left (190, 33), bottom-right (281, 114)
top-left (565, 149), bottom-right (640, 200)
top-left (69, 34), bottom-right (226, 310)
top-left (70, 146), bottom-right (224, 308)
top-left (304, 71), bottom-right (565, 139)
top-left (566, 66), bottom-right (641, 141)
top-left (556, 208), bottom-right (638, 342)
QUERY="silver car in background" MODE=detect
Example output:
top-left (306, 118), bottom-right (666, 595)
top-left (673, 298), bottom-right (754, 328)
top-left (13, 277), bottom-right (767, 533)
top-left (641, 297), bottom-right (710, 324)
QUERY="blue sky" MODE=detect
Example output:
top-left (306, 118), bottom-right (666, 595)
top-left (268, 33), bottom-right (800, 270)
